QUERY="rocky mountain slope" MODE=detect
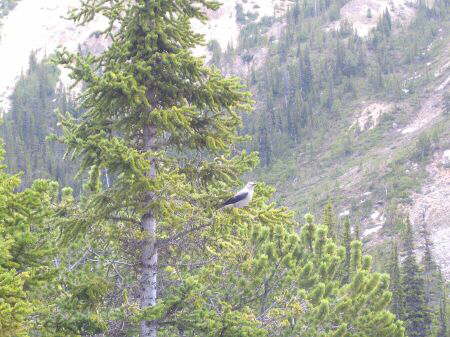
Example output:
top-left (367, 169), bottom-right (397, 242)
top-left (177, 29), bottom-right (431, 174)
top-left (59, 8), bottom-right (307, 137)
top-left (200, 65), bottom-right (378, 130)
top-left (0, 0), bottom-right (106, 110)
top-left (221, 0), bottom-right (450, 278)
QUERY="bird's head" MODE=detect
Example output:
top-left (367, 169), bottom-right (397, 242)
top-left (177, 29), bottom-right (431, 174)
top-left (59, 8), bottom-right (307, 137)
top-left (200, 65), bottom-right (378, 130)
top-left (246, 181), bottom-right (256, 190)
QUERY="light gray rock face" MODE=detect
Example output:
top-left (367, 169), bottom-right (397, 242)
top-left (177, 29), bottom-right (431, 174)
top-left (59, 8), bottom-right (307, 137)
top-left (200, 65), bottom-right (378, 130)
top-left (443, 149), bottom-right (450, 168)
top-left (409, 157), bottom-right (450, 279)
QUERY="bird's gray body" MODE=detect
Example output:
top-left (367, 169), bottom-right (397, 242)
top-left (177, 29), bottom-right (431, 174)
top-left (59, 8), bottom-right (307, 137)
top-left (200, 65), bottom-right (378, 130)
top-left (220, 182), bottom-right (255, 209)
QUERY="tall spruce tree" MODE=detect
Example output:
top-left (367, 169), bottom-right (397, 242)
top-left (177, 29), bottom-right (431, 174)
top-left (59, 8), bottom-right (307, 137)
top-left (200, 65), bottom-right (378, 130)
top-left (54, 1), bottom-right (276, 336)
top-left (400, 218), bottom-right (431, 337)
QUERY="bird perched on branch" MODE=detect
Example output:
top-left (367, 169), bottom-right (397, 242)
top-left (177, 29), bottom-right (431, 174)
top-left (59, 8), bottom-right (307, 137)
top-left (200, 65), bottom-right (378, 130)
top-left (219, 182), bottom-right (256, 209)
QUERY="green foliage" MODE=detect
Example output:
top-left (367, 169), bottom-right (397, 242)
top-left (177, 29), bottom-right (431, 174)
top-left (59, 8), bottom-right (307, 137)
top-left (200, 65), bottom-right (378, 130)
top-left (413, 133), bottom-right (433, 162)
top-left (322, 200), bottom-right (336, 239)
top-left (389, 242), bottom-right (403, 319)
top-left (400, 218), bottom-right (432, 337)
top-left (41, 0), bottom-right (409, 335)
top-left (342, 216), bottom-right (351, 284)
top-left (52, 0), bottom-right (263, 334)
top-left (152, 214), bottom-right (405, 336)
top-left (0, 53), bottom-right (81, 192)
top-left (437, 283), bottom-right (448, 337)
top-left (0, 0), bottom-right (445, 336)
top-left (207, 39), bottom-right (222, 67)
top-left (227, 0), bottom-right (450, 170)
top-left (0, 143), bottom-right (62, 336)
top-left (0, 268), bottom-right (30, 336)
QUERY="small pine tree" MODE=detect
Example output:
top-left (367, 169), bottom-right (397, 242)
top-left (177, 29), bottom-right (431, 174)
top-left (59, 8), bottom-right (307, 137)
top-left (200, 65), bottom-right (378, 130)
top-left (354, 221), bottom-right (361, 241)
top-left (400, 218), bottom-right (432, 337)
top-left (437, 283), bottom-right (448, 337)
top-left (260, 214), bottom-right (405, 336)
top-left (342, 216), bottom-right (351, 284)
top-left (322, 201), bottom-right (336, 239)
top-left (420, 222), bottom-right (440, 307)
top-left (389, 242), bottom-right (403, 319)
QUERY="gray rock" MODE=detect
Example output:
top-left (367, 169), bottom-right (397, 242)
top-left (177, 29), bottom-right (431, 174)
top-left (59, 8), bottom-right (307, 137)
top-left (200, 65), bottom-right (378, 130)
top-left (443, 150), bottom-right (450, 168)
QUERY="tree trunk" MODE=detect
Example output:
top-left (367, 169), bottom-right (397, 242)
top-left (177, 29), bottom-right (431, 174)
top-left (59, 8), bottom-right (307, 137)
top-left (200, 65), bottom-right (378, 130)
top-left (140, 124), bottom-right (158, 337)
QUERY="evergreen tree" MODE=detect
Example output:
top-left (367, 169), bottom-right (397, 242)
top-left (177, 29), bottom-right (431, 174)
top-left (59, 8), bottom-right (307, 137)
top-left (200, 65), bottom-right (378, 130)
top-left (418, 220), bottom-right (449, 336)
top-left (54, 0), bottom-right (281, 336)
top-left (354, 221), bottom-right (361, 241)
top-left (322, 200), bottom-right (336, 239)
top-left (420, 221), bottom-right (441, 307)
top-left (389, 241), bottom-right (403, 319)
top-left (215, 214), bottom-right (405, 336)
top-left (258, 125), bottom-right (271, 167)
top-left (0, 54), bottom-right (80, 191)
top-left (400, 218), bottom-right (432, 337)
top-left (0, 142), bottom-right (62, 336)
top-left (269, 215), bottom-right (405, 336)
top-left (207, 39), bottom-right (222, 68)
top-left (443, 92), bottom-right (450, 115)
top-left (437, 283), bottom-right (448, 337)
top-left (0, 160), bottom-right (31, 336)
top-left (342, 216), bottom-right (351, 283)
top-left (299, 47), bottom-right (313, 98)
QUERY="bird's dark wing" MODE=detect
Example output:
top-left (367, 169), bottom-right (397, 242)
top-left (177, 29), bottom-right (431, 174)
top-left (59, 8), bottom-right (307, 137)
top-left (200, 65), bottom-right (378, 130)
top-left (220, 192), bottom-right (248, 207)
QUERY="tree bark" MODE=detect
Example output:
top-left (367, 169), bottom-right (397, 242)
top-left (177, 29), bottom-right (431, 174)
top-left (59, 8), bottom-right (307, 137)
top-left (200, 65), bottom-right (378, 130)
top-left (140, 124), bottom-right (158, 337)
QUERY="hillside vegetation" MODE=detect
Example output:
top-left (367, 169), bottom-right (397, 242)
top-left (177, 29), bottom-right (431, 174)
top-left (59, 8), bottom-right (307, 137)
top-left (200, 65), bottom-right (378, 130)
top-left (209, 0), bottom-right (449, 269)
top-left (0, 0), bottom-right (448, 336)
